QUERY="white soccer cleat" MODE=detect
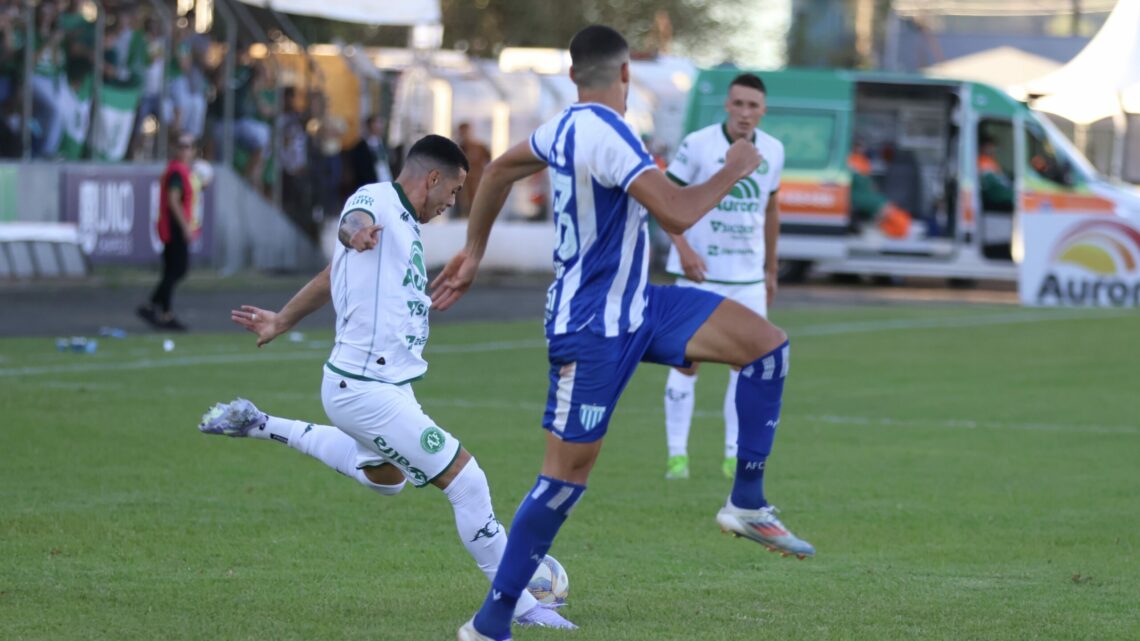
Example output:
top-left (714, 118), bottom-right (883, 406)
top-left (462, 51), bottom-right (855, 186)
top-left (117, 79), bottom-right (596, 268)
top-left (197, 398), bottom-right (266, 437)
top-left (515, 603), bottom-right (577, 629)
top-left (457, 619), bottom-right (509, 641)
top-left (716, 501), bottom-right (815, 559)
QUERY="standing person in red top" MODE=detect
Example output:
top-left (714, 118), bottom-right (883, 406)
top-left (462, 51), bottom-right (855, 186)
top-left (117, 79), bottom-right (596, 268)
top-left (138, 133), bottom-right (198, 331)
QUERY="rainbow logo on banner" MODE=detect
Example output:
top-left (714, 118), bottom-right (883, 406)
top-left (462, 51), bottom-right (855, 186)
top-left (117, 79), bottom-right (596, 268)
top-left (1050, 219), bottom-right (1140, 276)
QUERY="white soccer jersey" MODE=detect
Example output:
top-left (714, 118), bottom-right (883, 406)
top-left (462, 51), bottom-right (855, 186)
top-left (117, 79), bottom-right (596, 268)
top-left (529, 103), bottom-right (657, 338)
top-left (326, 182), bottom-right (430, 384)
top-left (665, 123), bottom-right (784, 284)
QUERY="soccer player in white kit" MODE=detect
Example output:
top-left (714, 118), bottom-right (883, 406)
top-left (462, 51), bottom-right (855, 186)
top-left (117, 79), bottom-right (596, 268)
top-left (662, 73), bottom-right (785, 482)
top-left (198, 135), bottom-right (573, 630)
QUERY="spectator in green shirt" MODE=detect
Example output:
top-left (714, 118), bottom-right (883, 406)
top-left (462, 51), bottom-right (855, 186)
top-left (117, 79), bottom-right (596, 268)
top-left (30, 0), bottom-right (65, 156)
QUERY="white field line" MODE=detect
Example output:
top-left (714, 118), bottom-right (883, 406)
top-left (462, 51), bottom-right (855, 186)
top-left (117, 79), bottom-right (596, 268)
top-left (240, 395), bottom-right (1138, 437)
top-left (0, 308), bottom-right (1130, 379)
top-left (791, 308), bottom-right (1132, 337)
top-left (714, 411), bottom-right (1138, 436)
top-left (0, 339), bottom-right (546, 378)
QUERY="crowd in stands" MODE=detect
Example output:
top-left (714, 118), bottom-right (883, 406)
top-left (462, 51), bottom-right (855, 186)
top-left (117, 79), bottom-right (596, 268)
top-left (0, 0), bottom-right (409, 238)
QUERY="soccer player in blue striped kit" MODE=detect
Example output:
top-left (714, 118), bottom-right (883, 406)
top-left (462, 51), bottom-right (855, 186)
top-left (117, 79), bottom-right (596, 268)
top-left (432, 26), bottom-right (813, 641)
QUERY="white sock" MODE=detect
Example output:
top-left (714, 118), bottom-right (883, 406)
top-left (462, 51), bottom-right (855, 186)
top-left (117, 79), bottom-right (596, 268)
top-left (442, 458), bottom-right (538, 617)
top-left (723, 370), bottom-right (739, 458)
top-left (246, 413), bottom-right (283, 441)
top-left (665, 369), bottom-right (697, 457)
top-left (265, 416), bottom-right (406, 495)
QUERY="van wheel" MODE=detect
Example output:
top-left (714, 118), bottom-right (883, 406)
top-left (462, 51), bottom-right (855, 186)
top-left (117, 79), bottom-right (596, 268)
top-left (778, 260), bottom-right (811, 283)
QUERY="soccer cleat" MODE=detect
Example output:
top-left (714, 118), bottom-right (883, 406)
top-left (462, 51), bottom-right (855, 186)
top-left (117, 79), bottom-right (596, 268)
top-left (665, 454), bottom-right (690, 480)
top-left (716, 501), bottom-right (815, 559)
top-left (457, 619), bottom-right (509, 641)
top-left (722, 456), bottom-right (737, 480)
top-left (515, 603), bottom-right (577, 629)
top-left (198, 398), bottom-right (266, 437)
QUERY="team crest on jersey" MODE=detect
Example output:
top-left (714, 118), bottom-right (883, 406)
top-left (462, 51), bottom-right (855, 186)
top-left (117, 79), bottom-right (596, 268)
top-left (578, 404), bottom-right (607, 431)
top-left (348, 193), bottom-right (374, 208)
top-left (420, 426), bottom-right (446, 453)
top-left (757, 159), bottom-right (769, 174)
top-left (403, 240), bottom-right (427, 292)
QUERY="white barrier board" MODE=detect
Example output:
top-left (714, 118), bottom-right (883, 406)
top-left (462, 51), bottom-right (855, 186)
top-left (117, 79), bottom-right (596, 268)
top-left (1019, 214), bottom-right (1140, 307)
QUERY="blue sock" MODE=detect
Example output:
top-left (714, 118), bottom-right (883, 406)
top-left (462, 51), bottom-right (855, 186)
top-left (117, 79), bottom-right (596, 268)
top-left (472, 475), bottom-right (586, 640)
top-left (731, 340), bottom-right (789, 510)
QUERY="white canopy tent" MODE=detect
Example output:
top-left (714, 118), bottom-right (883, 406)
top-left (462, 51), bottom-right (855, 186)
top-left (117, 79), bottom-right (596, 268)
top-left (1021, 0), bottom-right (1140, 178)
top-left (237, 0), bottom-right (440, 25)
top-left (923, 46), bottom-right (1060, 97)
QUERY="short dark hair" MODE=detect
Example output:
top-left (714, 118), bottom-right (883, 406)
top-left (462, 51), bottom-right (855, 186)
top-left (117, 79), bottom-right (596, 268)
top-left (407, 134), bottom-right (469, 174)
top-left (730, 73), bottom-right (767, 95)
top-left (569, 25), bottom-right (629, 88)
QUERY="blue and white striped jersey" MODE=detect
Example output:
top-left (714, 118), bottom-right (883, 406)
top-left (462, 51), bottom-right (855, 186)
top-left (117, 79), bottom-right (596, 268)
top-left (529, 103), bottom-right (657, 338)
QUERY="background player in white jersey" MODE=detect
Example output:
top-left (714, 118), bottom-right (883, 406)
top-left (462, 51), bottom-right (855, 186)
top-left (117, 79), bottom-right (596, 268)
top-left (432, 26), bottom-right (813, 641)
top-left (661, 73), bottom-right (785, 482)
top-left (198, 135), bottom-right (573, 630)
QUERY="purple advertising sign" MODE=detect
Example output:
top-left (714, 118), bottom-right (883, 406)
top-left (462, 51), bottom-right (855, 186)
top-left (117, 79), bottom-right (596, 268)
top-left (59, 165), bottom-right (214, 265)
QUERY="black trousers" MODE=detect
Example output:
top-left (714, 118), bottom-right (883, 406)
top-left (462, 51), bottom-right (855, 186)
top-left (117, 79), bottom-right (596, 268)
top-left (150, 232), bottom-right (189, 313)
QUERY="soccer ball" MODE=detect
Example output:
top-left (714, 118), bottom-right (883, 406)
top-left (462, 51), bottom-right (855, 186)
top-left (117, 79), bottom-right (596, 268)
top-left (527, 554), bottom-right (569, 605)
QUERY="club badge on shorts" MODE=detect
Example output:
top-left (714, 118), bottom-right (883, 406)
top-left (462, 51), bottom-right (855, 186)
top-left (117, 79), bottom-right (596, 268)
top-left (420, 426), bottom-right (446, 453)
top-left (578, 404), bottom-right (607, 431)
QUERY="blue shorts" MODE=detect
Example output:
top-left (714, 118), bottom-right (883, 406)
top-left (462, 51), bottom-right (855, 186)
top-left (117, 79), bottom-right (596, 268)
top-left (542, 284), bottom-right (724, 443)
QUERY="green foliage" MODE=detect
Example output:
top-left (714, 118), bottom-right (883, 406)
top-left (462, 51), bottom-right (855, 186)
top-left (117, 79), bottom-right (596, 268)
top-left (284, 2), bottom-right (748, 61)
top-left (440, 0), bottom-right (745, 57)
top-left (2, 306), bottom-right (1138, 640)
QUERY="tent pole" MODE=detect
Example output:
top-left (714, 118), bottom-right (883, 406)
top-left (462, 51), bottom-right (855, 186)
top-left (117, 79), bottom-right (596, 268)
top-left (1111, 94), bottom-right (1126, 180)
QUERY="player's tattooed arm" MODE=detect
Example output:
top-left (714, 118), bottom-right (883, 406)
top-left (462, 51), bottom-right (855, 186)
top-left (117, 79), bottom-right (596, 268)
top-left (338, 210), bottom-right (383, 251)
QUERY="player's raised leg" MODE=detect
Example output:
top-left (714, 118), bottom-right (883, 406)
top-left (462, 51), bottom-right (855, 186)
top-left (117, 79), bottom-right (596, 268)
top-left (198, 398), bottom-right (406, 495)
top-left (200, 398), bottom-right (573, 628)
top-left (684, 300), bottom-right (815, 558)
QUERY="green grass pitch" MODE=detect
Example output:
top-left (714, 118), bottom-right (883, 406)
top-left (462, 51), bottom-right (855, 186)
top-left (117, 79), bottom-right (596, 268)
top-left (2, 305), bottom-right (1138, 640)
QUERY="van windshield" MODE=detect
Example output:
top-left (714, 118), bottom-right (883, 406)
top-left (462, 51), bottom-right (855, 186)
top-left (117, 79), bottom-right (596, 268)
top-left (1030, 110), bottom-right (1101, 183)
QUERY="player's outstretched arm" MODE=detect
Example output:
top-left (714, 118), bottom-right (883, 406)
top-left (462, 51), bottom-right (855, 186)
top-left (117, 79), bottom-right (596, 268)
top-left (231, 264), bottom-right (332, 347)
top-left (431, 140), bottom-right (546, 311)
top-left (629, 138), bottom-right (761, 235)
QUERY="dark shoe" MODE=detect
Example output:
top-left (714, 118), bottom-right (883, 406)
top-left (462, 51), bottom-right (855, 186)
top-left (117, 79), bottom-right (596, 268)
top-left (136, 305), bottom-right (161, 327)
top-left (160, 316), bottom-right (188, 332)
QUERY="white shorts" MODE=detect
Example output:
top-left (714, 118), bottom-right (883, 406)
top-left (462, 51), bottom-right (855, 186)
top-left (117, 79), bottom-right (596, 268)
top-left (321, 366), bottom-right (460, 487)
top-left (675, 277), bottom-right (768, 318)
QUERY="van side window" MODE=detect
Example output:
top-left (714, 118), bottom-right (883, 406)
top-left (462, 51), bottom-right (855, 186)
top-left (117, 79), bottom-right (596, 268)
top-left (1025, 124), bottom-right (1072, 187)
top-left (977, 120), bottom-right (1014, 213)
top-left (763, 109), bottom-right (836, 170)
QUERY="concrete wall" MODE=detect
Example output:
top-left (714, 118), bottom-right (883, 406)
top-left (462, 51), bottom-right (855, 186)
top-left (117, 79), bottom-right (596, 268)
top-left (0, 162), bottom-right (323, 274)
top-left (211, 167), bottom-right (324, 274)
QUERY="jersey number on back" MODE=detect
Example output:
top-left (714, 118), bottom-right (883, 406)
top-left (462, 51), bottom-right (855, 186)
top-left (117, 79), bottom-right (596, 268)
top-left (552, 173), bottom-right (577, 263)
